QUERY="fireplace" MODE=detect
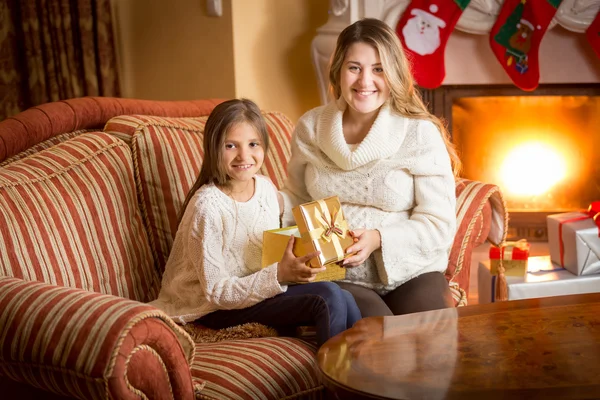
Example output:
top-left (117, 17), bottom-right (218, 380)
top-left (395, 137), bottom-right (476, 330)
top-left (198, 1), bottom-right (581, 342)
top-left (426, 84), bottom-right (600, 241)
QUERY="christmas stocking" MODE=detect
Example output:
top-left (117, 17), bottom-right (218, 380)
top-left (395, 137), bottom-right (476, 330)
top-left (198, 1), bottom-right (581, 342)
top-left (396, 0), bottom-right (471, 89)
top-left (586, 9), bottom-right (600, 60)
top-left (490, 0), bottom-right (563, 91)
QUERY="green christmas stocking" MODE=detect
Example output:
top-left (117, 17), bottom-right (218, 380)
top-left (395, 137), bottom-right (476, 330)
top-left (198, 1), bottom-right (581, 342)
top-left (396, 0), bottom-right (471, 89)
top-left (490, 0), bottom-right (563, 91)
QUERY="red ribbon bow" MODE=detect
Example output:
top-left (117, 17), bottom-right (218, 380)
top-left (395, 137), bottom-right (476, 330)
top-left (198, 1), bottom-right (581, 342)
top-left (587, 201), bottom-right (600, 236)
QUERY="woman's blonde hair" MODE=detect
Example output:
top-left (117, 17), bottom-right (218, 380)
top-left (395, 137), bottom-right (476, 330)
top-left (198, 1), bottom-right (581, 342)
top-left (329, 18), bottom-right (461, 176)
top-left (178, 98), bottom-right (269, 222)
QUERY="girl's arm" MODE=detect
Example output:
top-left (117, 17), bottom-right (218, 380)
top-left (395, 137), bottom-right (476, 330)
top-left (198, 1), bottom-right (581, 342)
top-left (187, 203), bottom-right (286, 310)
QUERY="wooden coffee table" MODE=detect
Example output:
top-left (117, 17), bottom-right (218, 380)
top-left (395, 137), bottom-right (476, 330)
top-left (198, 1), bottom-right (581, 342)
top-left (318, 293), bottom-right (600, 399)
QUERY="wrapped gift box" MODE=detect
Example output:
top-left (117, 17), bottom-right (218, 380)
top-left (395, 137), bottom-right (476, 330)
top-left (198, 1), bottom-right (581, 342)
top-left (262, 226), bottom-right (346, 282)
top-left (489, 240), bottom-right (530, 277)
top-left (547, 212), bottom-right (600, 276)
top-left (292, 196), bottom-right (354, 269)
top-left (478, 256), bottom-right (600, 304)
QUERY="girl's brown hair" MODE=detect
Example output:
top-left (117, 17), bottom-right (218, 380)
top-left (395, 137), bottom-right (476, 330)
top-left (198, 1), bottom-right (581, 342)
top-left (178, 98), bottom-right (269, 222)
top-left (329, 18), bottom-right (461, 176)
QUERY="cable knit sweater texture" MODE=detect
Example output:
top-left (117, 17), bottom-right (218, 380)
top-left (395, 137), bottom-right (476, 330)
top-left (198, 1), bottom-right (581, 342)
top-left (151, 175), bottom-right (285, 323)
top-left (280, 98), bottom-right (457, 295)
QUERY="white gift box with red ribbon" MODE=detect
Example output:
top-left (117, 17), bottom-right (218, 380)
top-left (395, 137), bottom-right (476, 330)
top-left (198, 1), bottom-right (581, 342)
top-left (547, 211), bottom-right (600, 276)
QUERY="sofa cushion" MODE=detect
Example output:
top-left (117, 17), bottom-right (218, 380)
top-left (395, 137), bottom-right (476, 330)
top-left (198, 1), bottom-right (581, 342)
top-left (0, 130), bottom-right (90, 168)
top-left (191, 337), bottom-right (323, 400)
top-left (104, 112), bottom-right (293, 270)
top-left (0, 133), bottom-right (159, 302)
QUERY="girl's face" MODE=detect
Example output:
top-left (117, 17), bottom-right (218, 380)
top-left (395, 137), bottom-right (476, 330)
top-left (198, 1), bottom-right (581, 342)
top-left (339, 42), bottom-right (390, 120)
top-left (221, 122), bottom-right (265, 186)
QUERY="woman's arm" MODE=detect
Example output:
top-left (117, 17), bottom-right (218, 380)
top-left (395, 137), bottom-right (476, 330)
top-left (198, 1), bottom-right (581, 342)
top-left (375, 121), bottom-right (457, 285)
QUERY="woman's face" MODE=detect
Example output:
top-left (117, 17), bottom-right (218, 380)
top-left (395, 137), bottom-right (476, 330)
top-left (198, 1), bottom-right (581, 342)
top-left (339, 42), bottom-right (390, 120)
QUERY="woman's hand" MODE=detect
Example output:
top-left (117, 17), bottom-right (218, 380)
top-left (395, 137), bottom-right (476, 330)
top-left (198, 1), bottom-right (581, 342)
top-left (342, 229), bottom-right (381, 268)
top-left (277, 236), bottom-right (324, 283)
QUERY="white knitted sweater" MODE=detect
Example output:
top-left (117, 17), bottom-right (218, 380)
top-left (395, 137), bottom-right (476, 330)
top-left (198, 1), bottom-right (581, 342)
top-left (150, 175), bottom-right (285, 323)
top-left (281, 98), bottom-right (457, 295)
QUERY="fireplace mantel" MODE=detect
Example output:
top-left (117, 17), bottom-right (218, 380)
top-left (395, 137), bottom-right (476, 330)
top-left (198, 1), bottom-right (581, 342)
top-left (312, 0), bottom-right (600, 104)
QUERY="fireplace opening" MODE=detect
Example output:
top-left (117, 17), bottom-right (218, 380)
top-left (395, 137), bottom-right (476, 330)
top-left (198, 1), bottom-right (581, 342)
top-left (428, 84), bottom-right (600, 242)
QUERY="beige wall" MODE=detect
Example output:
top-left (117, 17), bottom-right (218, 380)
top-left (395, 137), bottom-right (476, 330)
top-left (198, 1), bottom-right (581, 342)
top-left (112, 0), bottom-right (235, 100)
top-left (231, 0), bottom-right (328, 122)
top-left (112, 0), bottom-right (328, 122)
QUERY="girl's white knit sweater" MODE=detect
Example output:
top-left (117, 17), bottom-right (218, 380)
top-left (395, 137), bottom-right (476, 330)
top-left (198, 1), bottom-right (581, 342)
top-left (281, 98), bottom-right (457, 295)
top-left (151, 175), bottom-right (285, 323)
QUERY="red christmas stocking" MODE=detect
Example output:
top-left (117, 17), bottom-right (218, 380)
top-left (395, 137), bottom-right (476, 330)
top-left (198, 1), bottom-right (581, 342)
top-left (586, 9), bottom-right (600, 60)
top-left (490, 0), bottom-right (563, 91)
top-left (396, 0), bottom-right (471, 89)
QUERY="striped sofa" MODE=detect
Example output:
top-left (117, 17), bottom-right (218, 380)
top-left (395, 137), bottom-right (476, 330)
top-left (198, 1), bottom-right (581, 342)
top-left (0, 97), bottom-right (507, 400)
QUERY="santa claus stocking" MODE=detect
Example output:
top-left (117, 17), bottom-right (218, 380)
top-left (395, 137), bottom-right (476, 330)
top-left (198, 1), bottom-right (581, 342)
top-left (586, 9), bottom-right (600, 60)
top-left (396, 0), bottom-right (471, 89)
top-left (490, 0), bottom-right (563, 91)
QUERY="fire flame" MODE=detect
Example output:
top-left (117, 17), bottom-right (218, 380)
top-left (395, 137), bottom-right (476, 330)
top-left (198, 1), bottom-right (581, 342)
top-left (500, 142), bottom-right (567, 196)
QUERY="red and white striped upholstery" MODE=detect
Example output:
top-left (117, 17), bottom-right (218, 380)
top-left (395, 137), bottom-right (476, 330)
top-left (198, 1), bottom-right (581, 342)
top-left (191, 338), bottom-right (323, 400)
top-left (448, 178), bottom-right (507, 306)
top-left (0, 277), bottom-right (195, 400)
top-left (0, 130), bottom-right (89, 167)
top-left (0, 132), bottom-right (159, 302)
top-left (104, 112), bottom-right (294, 270)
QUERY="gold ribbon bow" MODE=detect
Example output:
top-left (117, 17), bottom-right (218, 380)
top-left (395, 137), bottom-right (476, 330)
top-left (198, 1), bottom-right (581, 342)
top-left (314, 207), bottom-right (347, 242)
top-left (307, 200), bottom-right (348, 261)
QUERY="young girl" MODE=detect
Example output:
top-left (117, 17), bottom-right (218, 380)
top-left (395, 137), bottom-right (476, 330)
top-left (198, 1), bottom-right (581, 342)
top-left (151, 99), bottom-right (361, 346)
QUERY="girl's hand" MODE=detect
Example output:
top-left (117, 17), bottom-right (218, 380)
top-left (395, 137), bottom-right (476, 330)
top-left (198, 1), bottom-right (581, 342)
top-left (342, 229), bottom-right (381, 268)
top-left (277, 236), bottom-right (324, 283)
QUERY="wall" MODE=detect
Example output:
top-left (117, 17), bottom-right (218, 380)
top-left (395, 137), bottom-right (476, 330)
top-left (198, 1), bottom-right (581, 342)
top-left (232, 0), bottom-right (328, 122)
top-left (112, 0), bottom-right (328, 122)
top-left (112, 0), bottom-right (236, 100)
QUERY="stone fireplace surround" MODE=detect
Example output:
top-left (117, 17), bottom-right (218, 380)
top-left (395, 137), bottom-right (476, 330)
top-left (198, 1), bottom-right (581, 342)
top-left (311, 0), bottom-right (600, 241)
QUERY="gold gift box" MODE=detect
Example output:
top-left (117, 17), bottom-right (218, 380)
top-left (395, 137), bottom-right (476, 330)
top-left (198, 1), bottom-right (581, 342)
top-left (489, 240), bottom-right (530, 277)
top-left (292, 196), bottom-right (354, 269)
top-left (490, 259), bottom-right (528, 277)
top-left (262, 226), bottom-right (346, 282)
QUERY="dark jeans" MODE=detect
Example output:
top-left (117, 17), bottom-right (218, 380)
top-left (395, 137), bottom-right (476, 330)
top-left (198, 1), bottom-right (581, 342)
top-left (336, 272), bottom-right (454, 317)
top-left (198, 281), bottom-right (362, 346)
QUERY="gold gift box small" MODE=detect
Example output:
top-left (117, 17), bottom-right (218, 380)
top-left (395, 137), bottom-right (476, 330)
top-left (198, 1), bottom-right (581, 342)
top-left (292, 196), bottom-right (354, 269)
top-left (489, 240), bottom-right (530, 277)
top-left (490, 259), bottom-right (528, 276)
top-left (262, 226), bottom-right (346, 282)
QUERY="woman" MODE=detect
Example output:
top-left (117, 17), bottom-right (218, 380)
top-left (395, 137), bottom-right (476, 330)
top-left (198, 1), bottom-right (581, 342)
top-left (280, 18), bottom-right (461, 317)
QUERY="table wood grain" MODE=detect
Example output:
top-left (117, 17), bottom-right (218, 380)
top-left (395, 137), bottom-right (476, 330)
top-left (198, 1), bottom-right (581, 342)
top-left (318, 293), bottom-right (600, 399)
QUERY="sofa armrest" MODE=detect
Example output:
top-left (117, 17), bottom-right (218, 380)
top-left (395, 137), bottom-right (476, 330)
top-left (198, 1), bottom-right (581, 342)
top-left (0, 277), bottom-right (197, 400)
top-left (447, 178), bottom-right (508, 305)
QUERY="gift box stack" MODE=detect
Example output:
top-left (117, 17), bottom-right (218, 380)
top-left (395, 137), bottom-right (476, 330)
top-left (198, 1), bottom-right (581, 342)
top-left (262, 196), bottom-right (353, 282)
top-left (478, 202), bottom-right (600, 304)
top-left (478, 255), bottom-right (600, 304)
